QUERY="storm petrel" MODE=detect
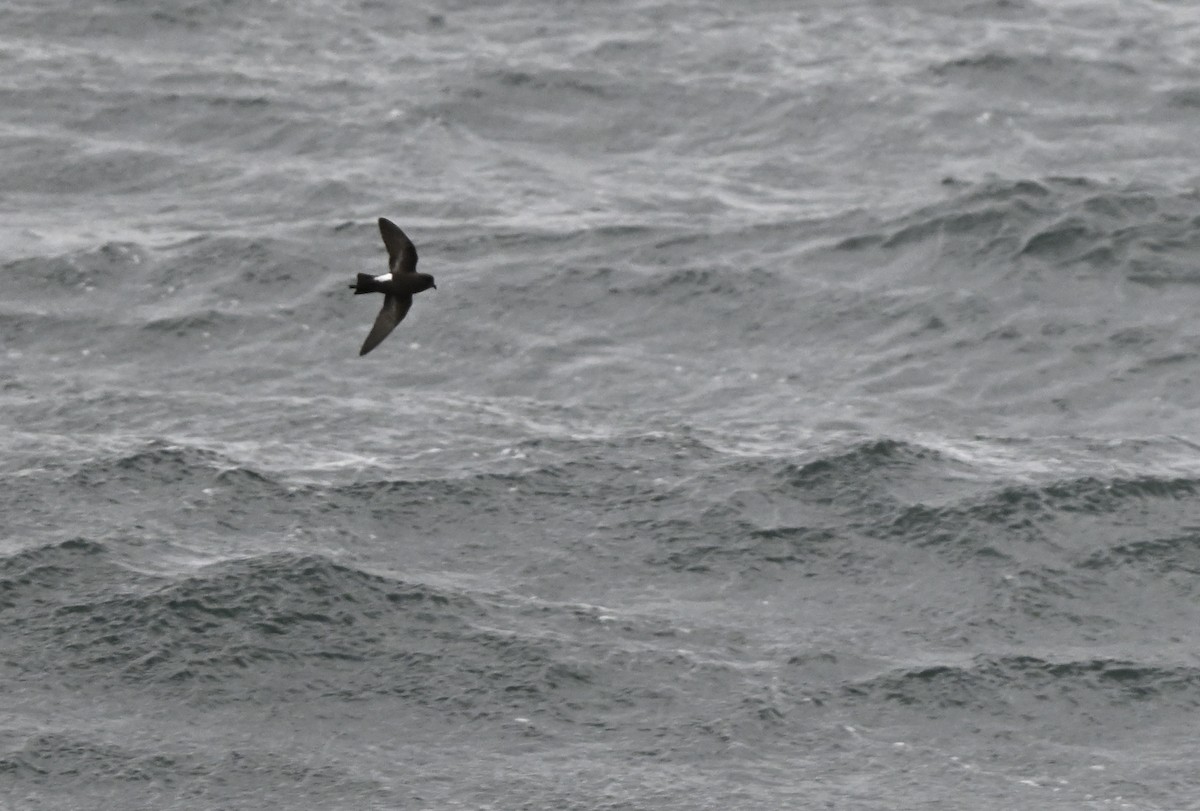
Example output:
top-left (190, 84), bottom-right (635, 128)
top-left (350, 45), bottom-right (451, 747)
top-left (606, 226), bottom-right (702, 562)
top-left (349, 217), bottom-right (437, 356)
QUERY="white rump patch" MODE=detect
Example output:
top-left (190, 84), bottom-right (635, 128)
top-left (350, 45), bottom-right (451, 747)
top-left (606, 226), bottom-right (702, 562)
top-left (373, 273), bottom-right (393, 282)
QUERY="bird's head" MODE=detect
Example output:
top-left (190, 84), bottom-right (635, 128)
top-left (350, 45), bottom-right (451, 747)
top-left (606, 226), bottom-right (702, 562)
top-left (415, 273), bottom-right (437, 292)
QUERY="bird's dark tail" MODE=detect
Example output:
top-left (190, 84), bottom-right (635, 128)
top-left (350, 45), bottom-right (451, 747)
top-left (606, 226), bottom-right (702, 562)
top-left (349, 273), bottom-right (381, 294)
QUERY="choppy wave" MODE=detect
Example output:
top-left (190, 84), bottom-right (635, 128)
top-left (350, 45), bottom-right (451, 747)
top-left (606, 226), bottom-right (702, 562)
top-left (7, 0), bottom-right (1200, 806)
top-left (843, 654), bottom-right (1200, 724)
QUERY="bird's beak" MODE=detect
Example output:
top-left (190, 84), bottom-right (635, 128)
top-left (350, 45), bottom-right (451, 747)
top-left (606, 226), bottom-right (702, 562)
top-left (432, 283), bottom-right (438, 290)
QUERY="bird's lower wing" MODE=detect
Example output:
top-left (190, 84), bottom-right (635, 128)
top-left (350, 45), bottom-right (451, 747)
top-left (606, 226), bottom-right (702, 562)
top-left (359, 294), bottom-right (413, 356)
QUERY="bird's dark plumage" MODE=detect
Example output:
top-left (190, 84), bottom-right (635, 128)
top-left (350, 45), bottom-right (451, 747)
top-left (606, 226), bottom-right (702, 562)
top-left (378, 217), bottom-right (418, 275)
top-left (349, 218), bottom-right (436, 356)
top-left (360, 294), bottom-right (413, 356)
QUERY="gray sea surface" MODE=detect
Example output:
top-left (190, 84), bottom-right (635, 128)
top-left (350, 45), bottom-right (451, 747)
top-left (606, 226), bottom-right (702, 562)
top-left (5, 1), bottom-right (1200, 808)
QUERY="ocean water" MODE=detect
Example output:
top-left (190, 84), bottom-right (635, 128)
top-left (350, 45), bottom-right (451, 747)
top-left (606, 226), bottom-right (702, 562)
top-left (4, 0), bottom-right (1200, 808)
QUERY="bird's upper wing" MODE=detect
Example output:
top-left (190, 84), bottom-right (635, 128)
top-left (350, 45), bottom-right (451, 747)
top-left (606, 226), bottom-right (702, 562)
top-left (359, 294), bottom-right (413, 356)
top-left (378, 218), bottom-right (418, 275)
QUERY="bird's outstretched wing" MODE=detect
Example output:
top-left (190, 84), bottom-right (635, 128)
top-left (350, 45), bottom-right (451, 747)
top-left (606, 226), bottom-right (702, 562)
top-left (378, 218), bottom-right (418, 275)
top-left (359, 294), bottom-right (413, 356)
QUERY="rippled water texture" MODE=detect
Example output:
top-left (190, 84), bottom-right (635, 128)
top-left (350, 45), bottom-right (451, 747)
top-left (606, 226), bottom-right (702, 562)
top-left (4, 1), bottom-right (1200, 808)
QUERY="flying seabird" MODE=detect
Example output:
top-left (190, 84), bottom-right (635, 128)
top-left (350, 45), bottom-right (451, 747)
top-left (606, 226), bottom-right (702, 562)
top-left (349, 217), bottom-right (437, 356)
